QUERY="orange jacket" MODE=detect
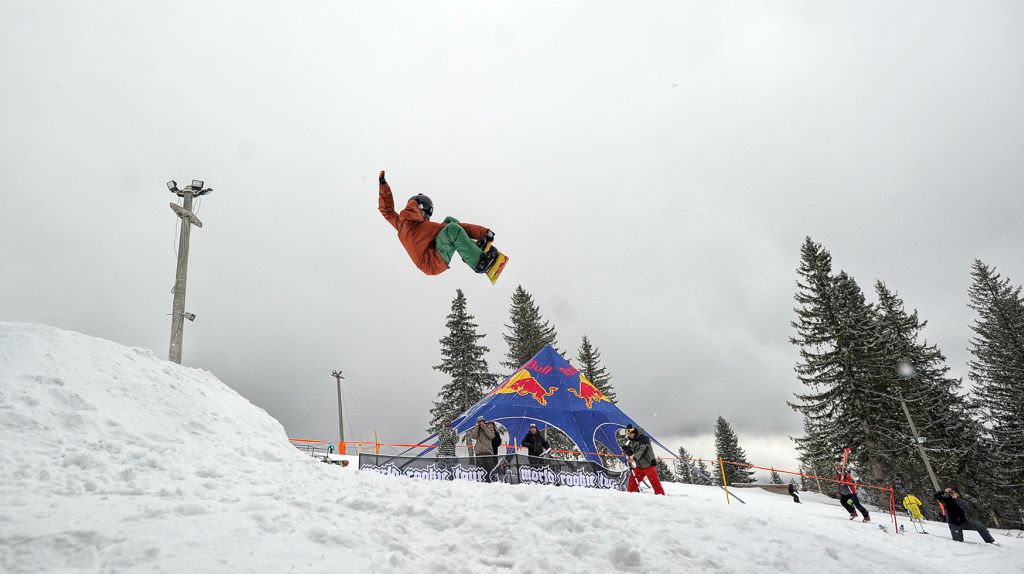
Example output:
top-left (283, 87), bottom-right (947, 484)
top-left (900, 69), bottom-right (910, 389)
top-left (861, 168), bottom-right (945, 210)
top-left (378, 181), bottom-right (489, 275)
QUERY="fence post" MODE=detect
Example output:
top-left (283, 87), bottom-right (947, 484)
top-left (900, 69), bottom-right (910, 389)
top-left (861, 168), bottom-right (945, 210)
top-left (889, 488), bottom-right (898, 535)
top-left (374, 431), bottom-right (380, 455)
top-left (719, 457), bottom-right (731, 505)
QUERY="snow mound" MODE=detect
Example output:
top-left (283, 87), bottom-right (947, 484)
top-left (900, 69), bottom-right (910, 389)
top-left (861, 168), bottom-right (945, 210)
top-left (1, 323), bottom-right (1021, 573)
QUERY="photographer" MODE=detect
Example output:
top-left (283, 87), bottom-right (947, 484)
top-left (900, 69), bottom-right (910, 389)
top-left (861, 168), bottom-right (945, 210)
top-left (621, 425), bottom-right (665, 495)
top-left (465, 416), bottom-right (497, 482)
top-left (934, 486), bottom-right (996, 544)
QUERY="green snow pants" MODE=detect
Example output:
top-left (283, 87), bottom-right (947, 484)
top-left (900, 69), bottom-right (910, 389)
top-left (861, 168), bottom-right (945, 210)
top-left (434, 217), bottom-right (482, 268)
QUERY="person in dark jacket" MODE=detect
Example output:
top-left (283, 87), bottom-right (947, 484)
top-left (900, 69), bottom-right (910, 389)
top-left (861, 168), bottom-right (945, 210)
top-left (488, 421), bottom-right (502, 455)
top-left (621, 425), bottom-right (665, 495)
top-left (788, 481), bottom-right (801, 503)
top-left (934, 487), bottom-right (996, 544)
top-left (521, 423), bottom-right (550, 466)
top-left (834, 464), bottom-right (870, 522)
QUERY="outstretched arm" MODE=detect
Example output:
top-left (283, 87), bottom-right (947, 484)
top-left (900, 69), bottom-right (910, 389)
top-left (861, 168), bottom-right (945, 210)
top-left (378, 170), bottom-right (398, 230)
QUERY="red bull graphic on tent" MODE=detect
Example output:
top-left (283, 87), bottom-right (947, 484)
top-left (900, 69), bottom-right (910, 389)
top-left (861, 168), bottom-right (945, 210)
top-left (567, 373), bottom-right (611, 409)
top-left (435, 345), bottom-right (645, 465)
top-left (489, 369), bottom-right (558, 406)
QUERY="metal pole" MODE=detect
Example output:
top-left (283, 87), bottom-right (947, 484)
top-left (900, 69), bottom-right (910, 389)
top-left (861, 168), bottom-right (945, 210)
top-left (898, 395), bottom-right (941, 492)
top-left (719, 457), bottom-right (731, 505)
top-left (168, 189), bottom-right (194, 364)
top-left (332, 371), bottom-right (345, 444)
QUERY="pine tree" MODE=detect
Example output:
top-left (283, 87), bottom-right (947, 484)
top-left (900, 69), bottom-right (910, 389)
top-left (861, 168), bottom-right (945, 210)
top-left (502, 285), bottom-right (559, 370)
top-left (427, 290), bottom-right (498, 433)
top-left (656, 458), bottom-right (675, 483)
top-left (576, 335), bottom-right (617, 403)
top-left (695, 459), bottom-right (714, 485)
top-left (770, 470), bottom-right (784, 485)
top-left (674, 446), bottom-right (696, 484)
top-left (873, 281), bottom-right (984, 499)
top-left (967, 260), bottom-right (1024, 515)
top-left (788, 238), bottom-right (895, 482)
top-left (714, 416), bottom-right (756, 484)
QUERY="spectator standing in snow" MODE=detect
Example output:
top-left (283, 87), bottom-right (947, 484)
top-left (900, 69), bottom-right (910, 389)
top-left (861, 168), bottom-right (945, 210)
top-left (788, 481), bottom-right (801, 503)
top-left (436, 419), bottom-right (457, 458)
top-left (934, 487), bottom-right (996, 544)
top-left (465, 416), bottom-right (497, 481)
top-left (834, 465), bottom-right (870, 522)
top-left (521, 423), bottom-right (550, 466)
top-left (621, 425), bottom-right (666, 496)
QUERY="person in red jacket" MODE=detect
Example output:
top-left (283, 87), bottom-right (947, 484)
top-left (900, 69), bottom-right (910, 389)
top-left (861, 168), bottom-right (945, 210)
top-left (378, 170), bottom-right (497, 275)
top-left (834, 464), bottom-right (870, 522)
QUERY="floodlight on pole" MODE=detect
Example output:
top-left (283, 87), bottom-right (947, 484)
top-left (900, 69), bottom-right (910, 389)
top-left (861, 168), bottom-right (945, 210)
top-left (166, 178), bottom-right (210, 364)
top-left (331, 371), bottom-right (346, 445)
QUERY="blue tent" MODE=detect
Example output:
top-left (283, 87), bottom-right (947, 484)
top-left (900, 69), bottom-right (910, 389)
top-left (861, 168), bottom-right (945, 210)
top-left (444, 345), bottom-right (642, 464)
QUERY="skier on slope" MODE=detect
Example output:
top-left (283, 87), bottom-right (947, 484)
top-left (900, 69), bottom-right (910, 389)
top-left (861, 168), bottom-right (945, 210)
top-left (377, 170), bottom-right (499, 276)
top-left (934, 486), bottom-right (997, 544)
top-left (902, 492), bottom-right (925, 521)
top-left (834, 464), bottom-right (870, 522)
top-left (621, 425), bottom-right (666, 496)
top-left (788, 481), bottom-right (801, 503)
top-left (902, 491), bottom-right (927, 533)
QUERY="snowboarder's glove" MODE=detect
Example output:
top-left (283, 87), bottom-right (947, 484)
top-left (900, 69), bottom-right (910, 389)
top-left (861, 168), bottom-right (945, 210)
top-left (379, 170), bottom-right (387, 185)
top-left (476, 229), bottom-right (495, 249)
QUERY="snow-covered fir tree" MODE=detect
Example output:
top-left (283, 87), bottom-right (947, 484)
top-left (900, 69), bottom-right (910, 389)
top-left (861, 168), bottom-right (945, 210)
top-left (427, 290), bottom-right (498, 433)
top-left (714, 416), bottom-right (756, 484)
top-left (770, 470), bottom-right (784, 485)
top-left (576, 335), bottom-right (617, 403)
top-left (502, 286), bottom-right (574, 456)
top-left (502, 285), bottom-right (559, 370)
top-left (967, 260), bottom-right (1024, 515)
top-left (695, 459), bottom-right (714, 485)
top-left (788, 238), bottom-right (895, 482)
top-left (656, 458), bottom-right (675, 483)
top-left (674, 446), bottom-right (697, 484)
top-left (872, 280), bottom-right (989, 506)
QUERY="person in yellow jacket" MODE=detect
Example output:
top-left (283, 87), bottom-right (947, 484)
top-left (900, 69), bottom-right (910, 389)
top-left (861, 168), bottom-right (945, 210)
top-left (902, 492), bottom-right (928, 533)
top-left (903, 493), bottom-right (924, 519)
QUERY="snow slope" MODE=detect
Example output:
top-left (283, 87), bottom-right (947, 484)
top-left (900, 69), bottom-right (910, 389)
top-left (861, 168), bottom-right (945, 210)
top-left (1, 323), bottom-right (1021, 573)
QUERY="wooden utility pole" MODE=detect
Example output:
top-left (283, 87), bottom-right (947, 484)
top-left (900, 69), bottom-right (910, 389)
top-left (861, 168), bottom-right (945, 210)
top-left (332, 370), bottom-right (345, 444)
top-left (167, 180), bottom-right (211, 364)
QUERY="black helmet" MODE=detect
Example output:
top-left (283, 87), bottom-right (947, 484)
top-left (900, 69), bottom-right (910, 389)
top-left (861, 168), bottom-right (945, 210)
top-left (410, 194), bottom-right (433, 218)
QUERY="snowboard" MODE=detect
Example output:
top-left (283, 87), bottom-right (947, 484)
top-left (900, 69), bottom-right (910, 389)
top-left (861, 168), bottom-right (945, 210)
top-left (482, 243), bottom-right (509, 284)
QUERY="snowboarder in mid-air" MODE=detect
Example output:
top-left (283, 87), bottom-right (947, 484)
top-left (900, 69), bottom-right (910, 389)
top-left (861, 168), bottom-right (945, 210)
top-left (378, 170), bottom-right (507, 282)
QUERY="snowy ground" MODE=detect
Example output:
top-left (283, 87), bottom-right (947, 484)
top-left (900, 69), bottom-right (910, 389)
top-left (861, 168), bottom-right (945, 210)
top-left (1, 323), bottom-right (1021, 573)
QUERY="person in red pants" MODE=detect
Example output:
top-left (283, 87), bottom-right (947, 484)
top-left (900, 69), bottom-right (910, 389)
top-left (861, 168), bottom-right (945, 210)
top-left (622, 425), bottom-right (665, 495)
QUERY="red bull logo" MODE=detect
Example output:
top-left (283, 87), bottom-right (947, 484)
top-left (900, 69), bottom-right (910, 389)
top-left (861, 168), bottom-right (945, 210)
top-left (523, 360), bottom-right (553, 375)
top-left (491, 369), bottom-right (557, 405)
top-left (567, 373), bottom-right (610, 409)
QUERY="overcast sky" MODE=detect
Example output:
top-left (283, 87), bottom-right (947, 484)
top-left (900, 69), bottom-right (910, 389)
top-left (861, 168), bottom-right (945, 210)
top-left (3, 1), bottom-right (1022, 472)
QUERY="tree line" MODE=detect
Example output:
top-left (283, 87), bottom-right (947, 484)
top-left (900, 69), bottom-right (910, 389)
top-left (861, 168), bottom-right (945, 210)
top-left (790, 237), bottom-right (1024, 526)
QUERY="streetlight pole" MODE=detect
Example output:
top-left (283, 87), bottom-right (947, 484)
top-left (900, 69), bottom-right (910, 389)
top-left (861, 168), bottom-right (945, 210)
top-left (897, 393), bottom-right (941, 492)
top-left (897, 362), bottom-right (941, 492)
top-left (331, 370), bottom-right (345, 444)
top-left (167, 179), bottom-right (212, 364)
